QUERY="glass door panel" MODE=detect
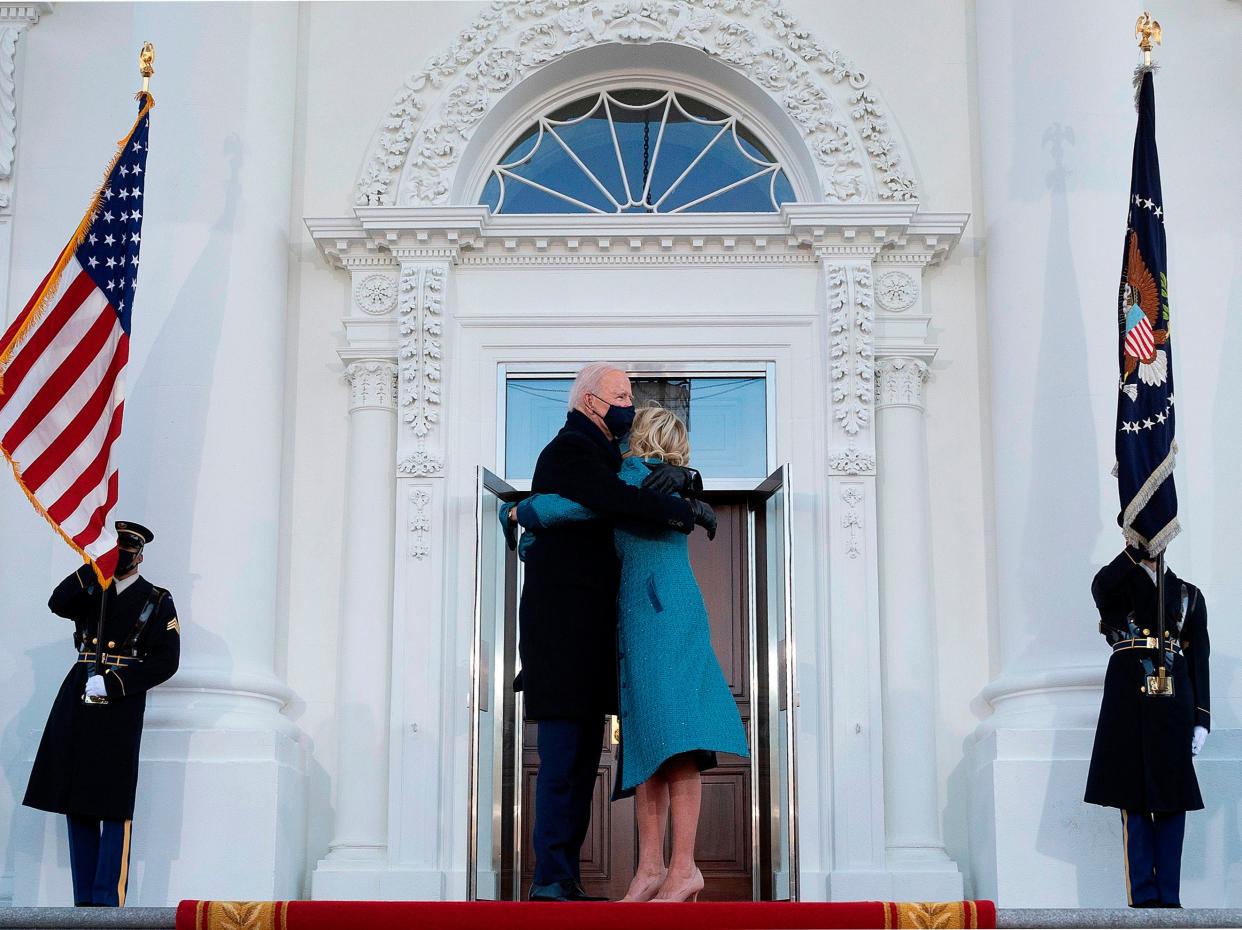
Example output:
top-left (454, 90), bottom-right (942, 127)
top-left (468, 468), bottom-right (522, 900)
top-left (748, 465), bottom-right (799, 901)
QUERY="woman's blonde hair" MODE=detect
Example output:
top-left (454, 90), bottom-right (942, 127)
top-left (626, 406), bottom-right (690, 466)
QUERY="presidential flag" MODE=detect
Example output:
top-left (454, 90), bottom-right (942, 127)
top-left (1114, 68), bottom-right (1177, 556)
top-left (0, 93), bottom-right (152, 586)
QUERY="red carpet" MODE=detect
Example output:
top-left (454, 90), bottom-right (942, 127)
top-left (179, 899), bottom-right (995, 930)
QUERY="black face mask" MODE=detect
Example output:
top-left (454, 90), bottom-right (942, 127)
top-left (590, 394), bottom-right (636, 439)
top-left (116, 548), bottom-right (141, 577)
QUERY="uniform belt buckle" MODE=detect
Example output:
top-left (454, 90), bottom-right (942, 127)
top-left (1144, 636), bottom-right (1160, 650)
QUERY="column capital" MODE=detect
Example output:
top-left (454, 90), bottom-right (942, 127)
top-left (345, 359), bottom-right (398, 412)
top-left (875, 356), bottom-right (929, 410)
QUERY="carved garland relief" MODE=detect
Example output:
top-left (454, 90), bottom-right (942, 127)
top-left (826, 262), bottom-right (875, 438)
top-left (356, 0), bottom-right (917, 208)
top-left (397, 263), bottom-right (447, 475)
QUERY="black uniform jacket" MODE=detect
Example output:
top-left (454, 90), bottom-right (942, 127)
top-left (516, 411), bottom-right (694, 721)
top-left (1085, 549), bottom-right (1209, 813)
top-left (24, 566), bottom-right (180, 821)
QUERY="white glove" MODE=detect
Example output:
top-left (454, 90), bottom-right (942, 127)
top-left (84, 674), bottom-right (108, 700)
top-left (1192, 725), bottom-right (1208, 756)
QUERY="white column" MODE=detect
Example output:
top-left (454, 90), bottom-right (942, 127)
top-left (312, 360), bottom-right (398, 896)
top-left (874, 357), bottom-right (962, 898)
top-left (970, 0), bottom-right (1150, 907)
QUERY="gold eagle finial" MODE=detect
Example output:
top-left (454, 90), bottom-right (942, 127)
top-left (139, 42), bottom-right (155, 95)
top-left (1135, 13), bottom-right (1161, 66)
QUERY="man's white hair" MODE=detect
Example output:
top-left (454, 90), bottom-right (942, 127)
top-left (568, 362), bottom-right (624, 411)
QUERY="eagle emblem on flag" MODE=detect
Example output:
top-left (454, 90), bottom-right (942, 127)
top-left (1120, 229), bottom-right (1168, 400)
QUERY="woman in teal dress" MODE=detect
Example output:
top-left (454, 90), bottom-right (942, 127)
top-left (502, 407), bottom-right (748, 903)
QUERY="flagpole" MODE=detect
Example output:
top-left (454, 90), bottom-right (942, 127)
top-left (1133, 11), bottom-right (1173, 697)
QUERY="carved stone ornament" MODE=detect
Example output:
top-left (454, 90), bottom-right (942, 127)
top-left (0, 14), bottom-right (40, 212)
top-left (398, 450), bottom-right (445, 477)
top-left (398, 262), bottom-right (447, 474)
top-left (354, 273), bottom-right (398, 316)
top-left (356, 0), bottom-right (917, 208)
top-left (875, 356), bottom-right (929, 409)
top-left (829, 446), bottom-right (875, 475)
top-left (826, 262), bottom-right (874, 437)
top-left (840, 485), bottom-right (864, 559)
top-left (409, 488), bottom-right (432, 560)
top-left (875, 270), bottom-right (918, 311)
top-left (344, 360), bottom-right (398, 411)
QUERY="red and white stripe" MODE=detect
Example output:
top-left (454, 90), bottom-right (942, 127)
top-left (1125, 314), bottom-right (1155, 361)
top-left (0, 255), bottom-right (127, 581)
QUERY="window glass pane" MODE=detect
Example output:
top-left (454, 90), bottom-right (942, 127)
top-left (484, 89), bottom-right (796, 215)
top-left (505, 377), bottom-right (766, 481)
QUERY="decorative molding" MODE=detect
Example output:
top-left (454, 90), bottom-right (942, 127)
top-left (398, 262), bottom-right (447, 473)
top-left (840, 485), bottom-right (864, 559)
top-left (354, 273), bottom-right (398, 316)
top-left (397, 449), bottom-right (444, 477)
top-left (344, 360), bottom-right (398, 411)
top-left (356, 0), bottom-right (917, 208)
top-left (408, 488), bottom-right (432, 560)
top-left (0, 8), bottom-right (44, 212)
top-left (875, 270), bottom-right (918, 311)
top-left (829, 446), bottom-right (875, 476)
top-left (306, 208), bottom-right (971, 270)
top-left (875, 356), bottom-right (928, 409)
top-left (826, 262), bottom-right (874, 437)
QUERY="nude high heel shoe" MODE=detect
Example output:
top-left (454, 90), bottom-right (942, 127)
top-left (652, 867), bottom-right (704, 902)
top-left (620, 868), bottom-right (668, 902)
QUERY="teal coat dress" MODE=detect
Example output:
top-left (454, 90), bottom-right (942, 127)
top-left (505, 456), bottom-right (748, 798)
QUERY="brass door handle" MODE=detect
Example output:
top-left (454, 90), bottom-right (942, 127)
top-left (609, 715), bottom-right (620, 745)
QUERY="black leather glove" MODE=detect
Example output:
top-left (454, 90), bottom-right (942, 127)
top-left (688, 499), bottom-right (717, 541)
top-left (641, 462), bottom-right (704, 497)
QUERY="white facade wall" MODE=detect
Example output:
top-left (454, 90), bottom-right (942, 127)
top-left (0, 0), bottom-right (1235, 908)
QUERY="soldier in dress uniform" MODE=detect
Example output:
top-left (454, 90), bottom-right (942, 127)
top-left (22, 522), bottom-right (180, 907)
top-left (1085, 545), bottom-right (1210, 908)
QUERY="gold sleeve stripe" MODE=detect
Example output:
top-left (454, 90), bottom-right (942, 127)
top-left (167, 617), bottom-right (180, 633)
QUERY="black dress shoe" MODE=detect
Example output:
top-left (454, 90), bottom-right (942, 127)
top-left (529, 880), bottom-right (574, 901)
top-left (529, 880), bottom-right (609, 902)
top-left (566, 881), bottom-right (608, 902)
top-left (1130, 899), bottom-right (1160, 908)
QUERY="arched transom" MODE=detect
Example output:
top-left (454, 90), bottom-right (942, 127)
top-left (356, 0), bottom-right (918, 208)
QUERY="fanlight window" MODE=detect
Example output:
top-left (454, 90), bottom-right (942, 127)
top-left (480, 88), bottom-right (797, 215)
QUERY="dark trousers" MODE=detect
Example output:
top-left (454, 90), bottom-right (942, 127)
top-left (1122, 809), bottom-right (1185, 906)
top-left (66, 815), bottom-right (132, 907)
top-left (532, 717), bottom-right (604, 886)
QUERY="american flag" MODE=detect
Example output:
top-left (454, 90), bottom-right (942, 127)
top-left (0, 95), bottom-right (152, 586)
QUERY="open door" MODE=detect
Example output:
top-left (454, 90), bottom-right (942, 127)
top-left (748, 465), bottom-right (799, 901)
top-left (467, 468), bottom-right (522, 900)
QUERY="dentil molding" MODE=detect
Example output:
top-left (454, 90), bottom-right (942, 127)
top-left (356, 0), bottom-right (918, 208)
top-left (307, 208), bottom-right (968, 271)
top-left (875, 356), bottom-right (928, 409)
top-left (344, 360), bottom-right (398, 411)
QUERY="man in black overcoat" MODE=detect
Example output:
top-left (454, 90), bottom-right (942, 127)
top-left (1085, 545), bottom-right (1209, 908)
top-left (24, 522), bottom-right (180, 907)
top-left (516, 363), bottom-right (714, 901)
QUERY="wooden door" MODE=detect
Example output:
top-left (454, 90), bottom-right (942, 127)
top-left (520, 497), bottom-right (752, 900)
